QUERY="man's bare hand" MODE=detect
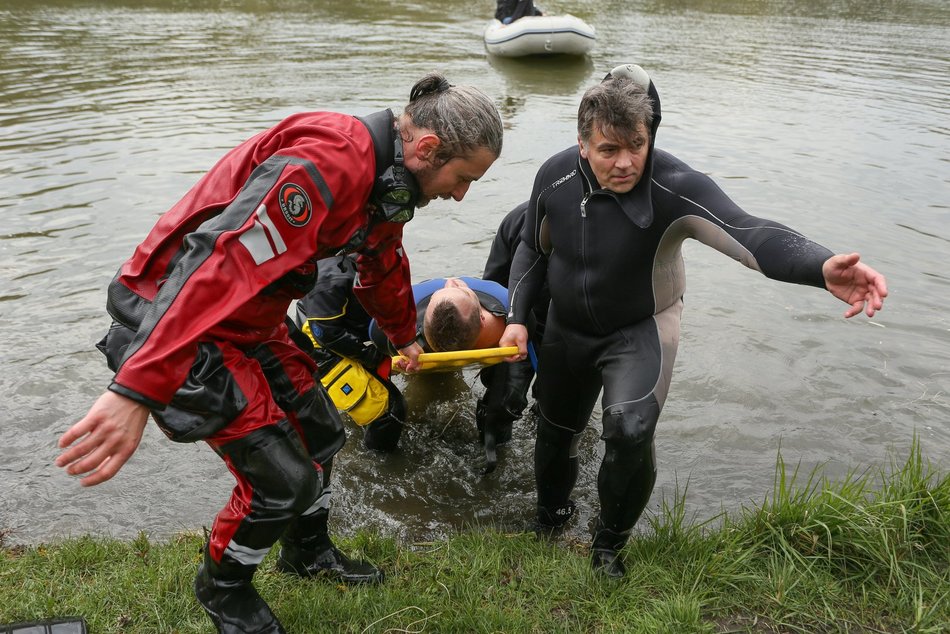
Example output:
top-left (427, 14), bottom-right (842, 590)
top-left (499, 324), bottom-right (529, 361)
top-left (395, 341), bottom-right (424, 373)
top-left (822, 252), bottom-right (888, 318)
top-left (56, 391), bottom-right (149, 486)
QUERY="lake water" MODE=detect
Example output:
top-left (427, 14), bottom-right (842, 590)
top-left (1, 0), bottom-right (948, 547)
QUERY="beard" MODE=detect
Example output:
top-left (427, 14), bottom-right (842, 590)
top-left (410, 163), bottom-right (439, 207)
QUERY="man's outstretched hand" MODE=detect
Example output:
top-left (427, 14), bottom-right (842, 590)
top-left (823, 252), bottom-right (888, 318)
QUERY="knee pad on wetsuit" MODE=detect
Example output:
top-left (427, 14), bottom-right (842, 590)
top-left (216, 421), bottom-right (323, 554)
top-left (225, 421), bottom-right (322, 516)
top-left (602, 396), bottom-right (660, 448)
top-left (601, 396), bottom-right (660, 490)
top-left (599, 398), bottom-right (660, 534)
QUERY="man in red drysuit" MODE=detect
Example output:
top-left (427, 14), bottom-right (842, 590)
top-left (56, 72), bottom-right (503, 633)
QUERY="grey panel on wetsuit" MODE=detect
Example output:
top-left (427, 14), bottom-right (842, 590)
top-left (539, 215), bottom-right (551, 255)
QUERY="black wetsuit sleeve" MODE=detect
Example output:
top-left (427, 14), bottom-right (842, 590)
top-left (507, 181), bottom-right (548, 325)
top-left (671, 166), bottom-right (834, 288)
top-left (297, 259), bottom-right (381, 365)
top-left (483, 202), bottom-right (528, 286)
top-left (320, 321), bottom-right (377, 364)
top-left (368, 320), bottom-right (399, 356)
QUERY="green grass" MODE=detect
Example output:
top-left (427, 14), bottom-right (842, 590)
top-left (2, 440), bottom-right (947, 633)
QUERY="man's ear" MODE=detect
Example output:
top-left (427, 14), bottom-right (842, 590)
top-left (577, 134), bottom-right (588, 159)
top-left (412, 133), bottom-right (441, 165)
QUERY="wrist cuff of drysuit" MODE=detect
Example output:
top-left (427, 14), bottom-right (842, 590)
top-left (108, 381), bottom-right (166, 411)
top-left (393, 338), bottom-right (417, 351)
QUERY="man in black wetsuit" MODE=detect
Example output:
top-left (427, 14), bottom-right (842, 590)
top-left (499, 64), bottom-right (888, 579)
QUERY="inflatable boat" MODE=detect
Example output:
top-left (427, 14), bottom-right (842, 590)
top-left (483, 14), bottom-right (596, 57)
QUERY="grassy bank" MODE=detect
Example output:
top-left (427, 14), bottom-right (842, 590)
top-left (2, 442), bottom-right (947, 633)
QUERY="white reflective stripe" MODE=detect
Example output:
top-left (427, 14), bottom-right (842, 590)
top-left (238, 204), bottom-right (288, 265)
top-left (256, 202), bottom-right (287, 253)
top-left (224, 540), bottom-right (272, 566)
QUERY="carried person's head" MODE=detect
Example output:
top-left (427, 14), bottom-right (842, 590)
top-left (423, 278), bottom-right (483, 352)
top-left (399, 73), bottom-right (503, 206)
top-left (577, 75), bottom-right (654, 194)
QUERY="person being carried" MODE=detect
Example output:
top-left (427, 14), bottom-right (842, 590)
top-left (372, 275), bottom-right (537, 473)
top-left (55, 73), bottom-right (503, 633)
top-left (296, 260), bottom-right (536, 473)
top-left (500, 64), bottom-right (888, 580)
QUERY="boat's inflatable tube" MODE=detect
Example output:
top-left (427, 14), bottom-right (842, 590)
top-left (484, 14), bottom-right (595, 57)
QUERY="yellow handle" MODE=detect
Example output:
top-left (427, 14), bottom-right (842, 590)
top-left (391, 346), bottom-right (519, 373)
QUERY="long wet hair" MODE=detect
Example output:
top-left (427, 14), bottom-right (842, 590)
top-left (577, 79), bottom-right (654, 145)
top-left (403, 73), bottom-right (503, 165)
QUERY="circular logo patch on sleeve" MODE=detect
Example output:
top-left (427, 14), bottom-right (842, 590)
top-left (279, 183), bottom-right (312, 226)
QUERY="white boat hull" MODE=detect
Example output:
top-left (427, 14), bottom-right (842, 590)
top-left (483, 15), bottom-right (595, 57)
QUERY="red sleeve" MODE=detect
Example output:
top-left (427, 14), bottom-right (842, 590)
top-left (352, 222), bottom-right (417, 349)
top-left (113, 117), bottom-right (378, 405)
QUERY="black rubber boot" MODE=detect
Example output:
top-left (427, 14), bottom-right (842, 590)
top-left (194, 549), bottom-right (286, 634)
top-left (590, 519), bottom-right (630, 580)
top-left (534, 499), bottom-right (576, 538)
top-left (277, 507), bottom-right (384, 585)
top-left (277, 542), bottom-right (384, 584)
top-left (534, 418), bottom-right (581, 536)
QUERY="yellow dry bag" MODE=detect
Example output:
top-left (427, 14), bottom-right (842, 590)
top-left (319, 357), bottom-right (390, 426)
